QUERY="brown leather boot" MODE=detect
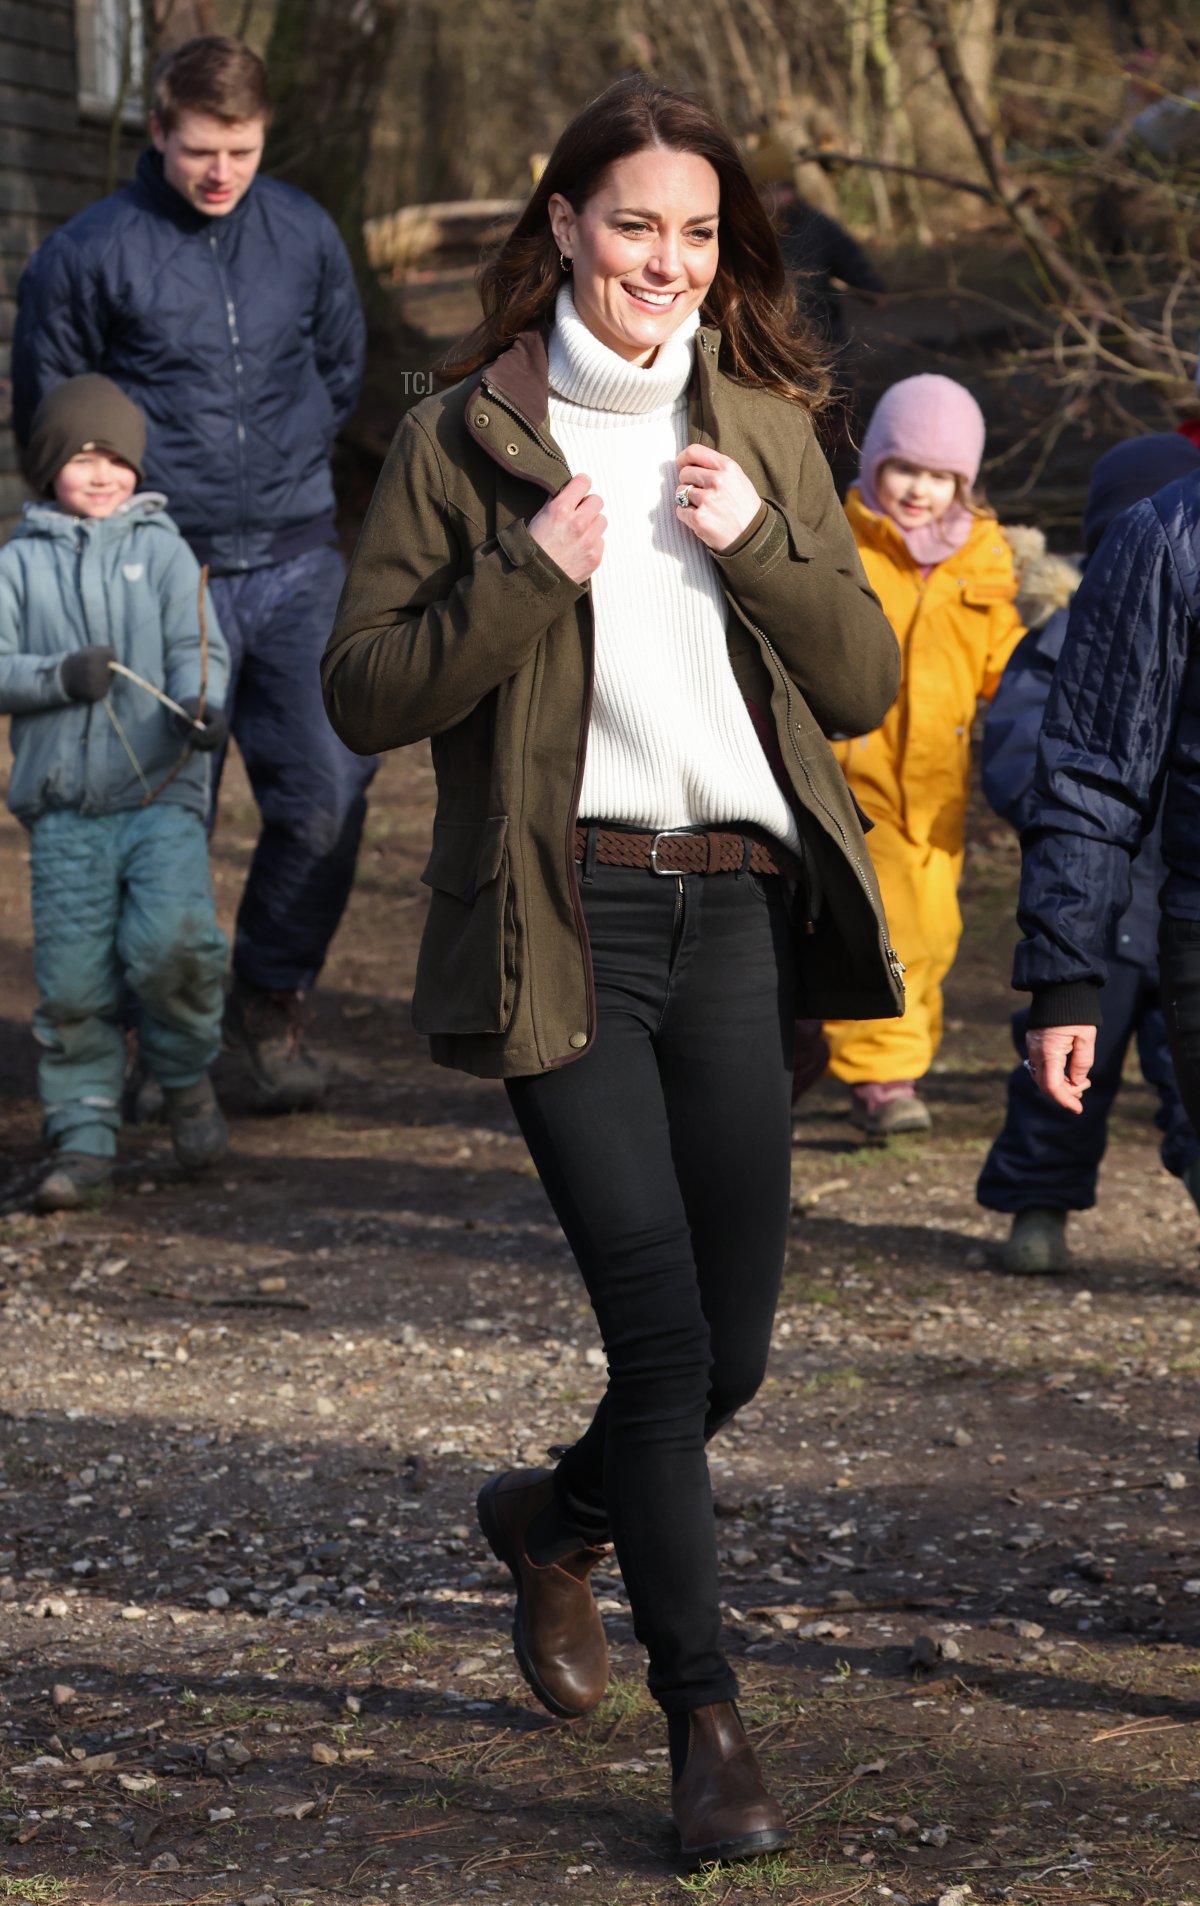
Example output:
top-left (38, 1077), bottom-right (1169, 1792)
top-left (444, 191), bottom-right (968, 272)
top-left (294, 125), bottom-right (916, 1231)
top-left (476, 1467), bottom-right (609, 1719)
top-left (672, 1702), bottom-right (791, 1868)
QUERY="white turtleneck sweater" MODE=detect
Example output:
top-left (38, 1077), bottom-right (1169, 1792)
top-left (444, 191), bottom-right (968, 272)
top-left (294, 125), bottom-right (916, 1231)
top-left (547, 286), bottom-right (800, 853)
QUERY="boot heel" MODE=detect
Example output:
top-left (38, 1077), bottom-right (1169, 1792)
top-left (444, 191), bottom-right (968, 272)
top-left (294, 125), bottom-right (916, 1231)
top-left (475, 1476), bottom-right (512, 1577)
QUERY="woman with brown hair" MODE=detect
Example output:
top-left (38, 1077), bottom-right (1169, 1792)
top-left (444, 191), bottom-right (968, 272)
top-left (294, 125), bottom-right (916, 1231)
top-left (323, 75), bottom-right (901, 1868)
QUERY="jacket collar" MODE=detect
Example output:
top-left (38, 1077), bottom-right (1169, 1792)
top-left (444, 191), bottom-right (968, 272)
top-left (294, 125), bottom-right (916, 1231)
top-left (845, 485), bottom-right (1004, 573)
top-left (17, 493), bottom-right (170, 543)
top-left (468, 321), bottom-right (723, 486)
top-left (134, 146), bottom-right (258, 235)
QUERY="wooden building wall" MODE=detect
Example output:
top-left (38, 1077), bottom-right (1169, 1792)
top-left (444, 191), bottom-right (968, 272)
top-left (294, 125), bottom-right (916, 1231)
top-left (0, 1), bottom-right (140, 536)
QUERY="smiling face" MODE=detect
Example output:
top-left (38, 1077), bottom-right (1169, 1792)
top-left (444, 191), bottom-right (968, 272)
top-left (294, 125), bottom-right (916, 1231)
top-left (548, 145), bottom-right (720, 366)
top-left (875, 458), bottom-right (960, 531)
top-left (53, 449), bottom-right (138, 519)
top-left (151, 106), bottom-right (265, 216)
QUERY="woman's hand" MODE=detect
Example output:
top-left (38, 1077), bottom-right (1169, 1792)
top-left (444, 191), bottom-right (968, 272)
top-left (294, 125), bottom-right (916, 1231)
top-left (1025, 1025), bottom-right (1095, 1114)
top-left (529, 473), bottom-right (606, 584)
top-left (674, 443), bottom-right (762, 552)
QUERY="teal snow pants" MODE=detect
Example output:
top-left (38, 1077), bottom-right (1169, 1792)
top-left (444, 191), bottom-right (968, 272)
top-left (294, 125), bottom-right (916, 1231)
top-left (30, 806), bottom-right (227, 1158)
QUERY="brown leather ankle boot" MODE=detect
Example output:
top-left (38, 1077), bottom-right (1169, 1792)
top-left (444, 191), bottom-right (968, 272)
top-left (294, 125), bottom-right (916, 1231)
top-left (671, 1702), bottom-right (790, 1868)
top-left (476, 1467), bottom-right (609, 1719)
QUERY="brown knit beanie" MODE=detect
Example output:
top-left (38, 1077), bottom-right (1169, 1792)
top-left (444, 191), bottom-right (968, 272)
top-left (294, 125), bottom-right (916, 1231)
top-left (26, 374), bottom-right (146, 497)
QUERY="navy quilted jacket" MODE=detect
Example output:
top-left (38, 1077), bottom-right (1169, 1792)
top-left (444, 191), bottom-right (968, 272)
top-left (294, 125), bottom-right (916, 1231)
top-left (11, 150), bottom-right (365, 575)
top-left (1014, 470), bottom-right (1200, 1024)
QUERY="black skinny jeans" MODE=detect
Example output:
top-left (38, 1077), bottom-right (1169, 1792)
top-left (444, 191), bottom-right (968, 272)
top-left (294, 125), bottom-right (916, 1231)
top-left (505, 853), bottom-right (796, 1713)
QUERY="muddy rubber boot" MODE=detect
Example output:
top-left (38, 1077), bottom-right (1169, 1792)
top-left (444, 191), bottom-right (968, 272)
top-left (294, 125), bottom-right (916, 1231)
top-left (126, 1064), bottom-right (165, 1125)
top-left (476, 1467), bottom-right (609, 1719)
top-left (163, 1075), bottom-right (229, 1172)
top-left (849, 1081), bottom-right (933, 1137)
top-left (224, 975), bottom-right (326, 1113)
top-left (672, 1703), bottom-right (791, 1869)
top-left (1003, 1206), bottom-right (1069, 1275)
top-left (34, 1153), bottom-right (114, 1213)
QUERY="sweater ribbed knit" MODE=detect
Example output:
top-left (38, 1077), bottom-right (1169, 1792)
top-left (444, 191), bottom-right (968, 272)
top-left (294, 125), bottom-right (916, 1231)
top-left (547, 285), bottom-right (800, 852)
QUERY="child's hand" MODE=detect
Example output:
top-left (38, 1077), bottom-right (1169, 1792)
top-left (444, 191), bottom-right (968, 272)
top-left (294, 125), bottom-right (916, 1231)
top-left (1025, 1025), bottom-right (1095, 1113)
top-left (59, 645), bottom-right (116, 703)
top-left (172, 697), bottom-right (228, 753)
top-left (673, 444), bottom-right (762, 552)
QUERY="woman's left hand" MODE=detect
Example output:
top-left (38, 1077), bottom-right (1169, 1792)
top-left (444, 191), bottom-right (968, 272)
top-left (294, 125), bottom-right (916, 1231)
top-left (674, 443), bottom-right (762, 553)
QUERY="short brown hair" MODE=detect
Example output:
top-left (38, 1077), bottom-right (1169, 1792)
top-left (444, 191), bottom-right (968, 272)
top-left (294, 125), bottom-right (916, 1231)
top-left (442, 76), bottom-right (829, 413)
top-left (152, 35), bottom-right (271, 134)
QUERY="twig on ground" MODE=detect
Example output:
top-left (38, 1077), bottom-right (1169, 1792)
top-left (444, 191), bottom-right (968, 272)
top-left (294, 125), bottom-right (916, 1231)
top-left (139, 1284), bottom-right (312, 1310)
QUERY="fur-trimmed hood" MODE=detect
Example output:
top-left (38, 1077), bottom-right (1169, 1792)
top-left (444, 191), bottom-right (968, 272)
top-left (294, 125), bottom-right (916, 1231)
top-left (1003, 525), bottom-right (1080, 633)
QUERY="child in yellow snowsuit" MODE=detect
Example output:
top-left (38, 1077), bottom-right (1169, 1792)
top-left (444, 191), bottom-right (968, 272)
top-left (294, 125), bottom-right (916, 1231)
top-left (824, 374), bottom-right (1024, 1136)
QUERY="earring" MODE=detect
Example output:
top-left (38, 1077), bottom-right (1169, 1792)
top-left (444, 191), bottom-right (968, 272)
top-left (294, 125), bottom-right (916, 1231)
top-left (559, 252), bottom-right (572, 273)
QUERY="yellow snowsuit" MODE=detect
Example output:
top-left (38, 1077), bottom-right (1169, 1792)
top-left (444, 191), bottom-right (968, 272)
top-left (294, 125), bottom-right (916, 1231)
top-left (825, 490), bottom-right (1024, 1083)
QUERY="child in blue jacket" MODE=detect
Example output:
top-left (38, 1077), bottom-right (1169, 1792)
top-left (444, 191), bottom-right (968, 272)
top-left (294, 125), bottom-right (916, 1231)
top-left (977, 433), bottom-right (1200, 1271)
top-left (0, 375), bottom-right (231, 1211)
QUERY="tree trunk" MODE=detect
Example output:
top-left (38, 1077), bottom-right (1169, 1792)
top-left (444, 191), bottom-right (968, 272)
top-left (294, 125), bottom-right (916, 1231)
top-left (263, 0), bottom-right (402, 293)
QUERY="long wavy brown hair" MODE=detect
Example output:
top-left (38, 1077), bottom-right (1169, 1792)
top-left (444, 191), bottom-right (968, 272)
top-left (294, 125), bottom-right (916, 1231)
top-left (439, 76), bottom-right (830, 412)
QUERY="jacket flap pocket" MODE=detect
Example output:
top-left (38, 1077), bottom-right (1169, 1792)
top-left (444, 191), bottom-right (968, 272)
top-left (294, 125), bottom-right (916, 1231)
top-left (961, 580), bottom-right (1015, 606)
top-left (420, 816), bottom-right (508, 903)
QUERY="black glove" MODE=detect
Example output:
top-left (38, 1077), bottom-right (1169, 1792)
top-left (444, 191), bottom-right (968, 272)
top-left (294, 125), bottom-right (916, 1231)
top-left (172, 696), bottom-right (229, 754)
top-left (60, 645), bottom-right (116, 703)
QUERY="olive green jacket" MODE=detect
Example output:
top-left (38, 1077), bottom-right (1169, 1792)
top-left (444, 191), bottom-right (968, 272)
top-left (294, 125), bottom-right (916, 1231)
top-left (322, 323), bottom-right (904, 1078)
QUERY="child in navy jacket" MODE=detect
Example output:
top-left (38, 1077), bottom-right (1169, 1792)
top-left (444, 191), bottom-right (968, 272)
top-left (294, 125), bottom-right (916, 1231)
top-left (977, 434), bottom-right (1200, 1271)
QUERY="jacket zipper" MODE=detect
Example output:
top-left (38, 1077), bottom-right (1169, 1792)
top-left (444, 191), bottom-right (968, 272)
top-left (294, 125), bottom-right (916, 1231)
top-left (731, 597), bottom-right (906, 987)
top-left (210, 231), bottom-right (250, 570)
top-left (477, 380), bottom-right (598, 1061)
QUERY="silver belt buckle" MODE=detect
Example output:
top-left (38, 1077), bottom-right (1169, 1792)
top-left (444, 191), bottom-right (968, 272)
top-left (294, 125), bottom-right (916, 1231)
top-left (649, 828), bottom-right (690, 875)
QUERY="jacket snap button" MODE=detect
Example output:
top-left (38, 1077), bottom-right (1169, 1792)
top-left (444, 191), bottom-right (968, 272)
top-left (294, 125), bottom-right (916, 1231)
top-left (474, 411), bottom-right (490, 426)
top-left (568, 1031), bottom-right (587, 1049)
top-left (505, 442), bottom-right (520, 457)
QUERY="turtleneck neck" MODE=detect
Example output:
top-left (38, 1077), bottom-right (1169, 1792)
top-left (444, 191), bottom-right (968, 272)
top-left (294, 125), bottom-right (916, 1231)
top-left (548, 282), bottom-right (698, 417)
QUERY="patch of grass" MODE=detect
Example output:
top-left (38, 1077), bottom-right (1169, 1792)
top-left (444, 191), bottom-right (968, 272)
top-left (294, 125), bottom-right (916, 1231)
top-left (0, 1880), bottom-right (72, 1903)
top-left (782, 1277), bottom-right (856, 1312)
top-left (210, 1698), bottom-right (292, 1726)
top-left (799, 1368), bottom-right (864, 1395)
top-left (679, 1851), bottom-right (808, 1892)
top-left (676, 1865), bottom-right (728, 1896)
top-left (398, 1619), bottom-right (434, 1660)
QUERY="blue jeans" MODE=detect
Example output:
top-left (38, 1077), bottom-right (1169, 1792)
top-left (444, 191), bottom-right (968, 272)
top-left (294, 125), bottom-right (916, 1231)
top-left (210, 547), bottom-right (377, 994)
top-left (978, 958), bottom-right (1200, 1214)
top-left (505, 855), bottom-right (796, 1712)
top-left (31, 806), bottom-right (227, 1158)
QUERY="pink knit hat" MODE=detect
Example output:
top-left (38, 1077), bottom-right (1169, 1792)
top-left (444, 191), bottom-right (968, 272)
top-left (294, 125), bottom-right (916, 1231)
top-left (858, 374), bottom-right (986, 497)
top-left (857, 374), bottom-right (987, 566)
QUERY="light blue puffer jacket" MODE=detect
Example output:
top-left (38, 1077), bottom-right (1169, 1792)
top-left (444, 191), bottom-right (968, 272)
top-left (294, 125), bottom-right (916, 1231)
top-left (0, 494), bottom-right (229, 824)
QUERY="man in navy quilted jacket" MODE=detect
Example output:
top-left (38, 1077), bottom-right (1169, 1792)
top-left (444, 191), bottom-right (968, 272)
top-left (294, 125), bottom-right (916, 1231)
top-left (11, 35), bottom-right (371, 1111)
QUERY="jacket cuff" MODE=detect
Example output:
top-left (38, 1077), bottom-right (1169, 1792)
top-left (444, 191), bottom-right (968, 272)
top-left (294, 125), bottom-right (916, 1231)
top-left (1027, 981), bottom-right (1103, 1030)
top-left (495, 517), bottom-right (584, 598)
top-left (713, 499), bottom-right (793, 579)
top-left (718, 500), bottom-right (768, 558)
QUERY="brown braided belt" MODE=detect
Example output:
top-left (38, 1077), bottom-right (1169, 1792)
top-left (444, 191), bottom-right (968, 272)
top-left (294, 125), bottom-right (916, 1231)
top-left (573, 822), bottom-right (799, 879)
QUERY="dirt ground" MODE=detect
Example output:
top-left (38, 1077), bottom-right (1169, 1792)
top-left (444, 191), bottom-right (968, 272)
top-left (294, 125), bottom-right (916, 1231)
top-left (4, 244), bottom-right (1200, 1906)
top-left (3, 736), bottom-right (1200, 1906)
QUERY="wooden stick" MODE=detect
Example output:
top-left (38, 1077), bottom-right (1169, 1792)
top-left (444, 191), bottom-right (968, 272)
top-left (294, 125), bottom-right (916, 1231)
top-left (100, 698), bottom-right (153, 797)
top-left (140, 1285), bottom-right (312, 1311)
top-left (108, 659), bottom-right (204, 729)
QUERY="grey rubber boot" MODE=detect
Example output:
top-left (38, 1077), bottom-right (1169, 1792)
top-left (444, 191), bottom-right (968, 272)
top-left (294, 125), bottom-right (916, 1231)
top-left (224, 976), bottom-right (326, 1112)
top-left (34, 1152), bottom-right (114, 1213)
top-left (163, 1075), bottom-right (229, 1171)
top-left (1003, 1206), bottom-right (1070, 1274)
